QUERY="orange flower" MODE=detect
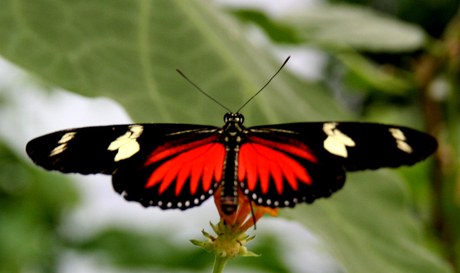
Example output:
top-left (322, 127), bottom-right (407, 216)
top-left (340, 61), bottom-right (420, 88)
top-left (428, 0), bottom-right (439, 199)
top-left (214, 187), bottom-right (279, 231)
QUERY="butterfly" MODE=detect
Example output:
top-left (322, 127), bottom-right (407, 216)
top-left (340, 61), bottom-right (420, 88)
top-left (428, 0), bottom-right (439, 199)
top-left (26, 57), bottom-right (437, 215)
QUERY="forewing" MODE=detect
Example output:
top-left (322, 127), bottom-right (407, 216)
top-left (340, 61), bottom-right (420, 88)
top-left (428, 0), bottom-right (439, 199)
top-left (26, 124), bottom-right (217, 174)
top-left (251, 122), bottom-right (437, 171)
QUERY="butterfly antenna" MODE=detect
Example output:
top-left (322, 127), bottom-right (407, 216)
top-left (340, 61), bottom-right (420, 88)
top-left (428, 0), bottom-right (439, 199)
top-left (176, 69), bottom-right (232, 113)
top-left (236, 56), bottom-right (290, 113)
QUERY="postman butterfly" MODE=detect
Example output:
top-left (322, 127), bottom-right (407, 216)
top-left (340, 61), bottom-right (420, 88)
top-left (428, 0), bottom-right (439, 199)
top-left (26, 57), bottom-right (437, 215)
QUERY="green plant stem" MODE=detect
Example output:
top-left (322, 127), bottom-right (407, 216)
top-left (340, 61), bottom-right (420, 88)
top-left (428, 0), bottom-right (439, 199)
top-left (212, 256), bottom-right (229, 273)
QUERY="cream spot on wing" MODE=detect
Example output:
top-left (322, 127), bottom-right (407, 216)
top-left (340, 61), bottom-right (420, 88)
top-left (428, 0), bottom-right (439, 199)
top-left (388, 128), bottom-right (406, 140)
top-left (323, 122), bottom-right (337, 135)
top-left (389, 128), bottom-right (413, 153)
top-left (396, 141), bottom-right (413, 153)
top-left (323, 123), bottom-right (356, 158)
top-left (108, 125), bottom-right (144, 161)
top-left (324, 137), bottom-right (348, 158)
top-left (49, 132), bottom-right (77, 156)
top-left (332, 129), bottom-right (355, 146)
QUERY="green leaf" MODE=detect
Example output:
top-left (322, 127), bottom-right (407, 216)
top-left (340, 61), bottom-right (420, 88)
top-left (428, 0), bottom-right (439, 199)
top-left (0, 1), bottom-right (451, 272)
top-left (334, 51), bottom-right (414, 95)
top-left (0, 0), bottom-right (340, 125)
top-left (280, 4), bottom-right (428, 52)
top-left (281, 171), bottom-right (451, 273)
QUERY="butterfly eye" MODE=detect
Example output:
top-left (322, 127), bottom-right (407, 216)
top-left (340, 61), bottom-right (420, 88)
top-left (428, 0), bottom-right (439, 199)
top-left (236, 114), bottom-right (244, 124)
top-left (223, 112), bottom-right (232, 122)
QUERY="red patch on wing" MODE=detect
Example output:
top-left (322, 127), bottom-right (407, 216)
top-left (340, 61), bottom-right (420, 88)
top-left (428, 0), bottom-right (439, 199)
top-left (144, 135), bottom-right (219, 166)
top-left (144, 141), bottom-right (225, 196)
top-left (238, 141), bottom-right (315, 195)
top-left (248, 136), bottom-right (317, 163)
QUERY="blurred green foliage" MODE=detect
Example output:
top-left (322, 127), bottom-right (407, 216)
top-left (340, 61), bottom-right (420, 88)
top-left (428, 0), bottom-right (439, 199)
top-left (0, 141), bottom-right (78, 272)
top-left (0, 0), bottom-right (459, 272)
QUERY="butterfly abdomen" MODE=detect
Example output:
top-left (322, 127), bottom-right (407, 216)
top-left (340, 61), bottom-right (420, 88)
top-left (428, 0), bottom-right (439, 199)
top-left (220, 145), bottom-right (240, 215)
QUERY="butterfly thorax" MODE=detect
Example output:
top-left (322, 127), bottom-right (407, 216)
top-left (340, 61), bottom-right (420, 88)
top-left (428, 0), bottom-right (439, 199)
top-left (219, 113), bottom-right (247, 215)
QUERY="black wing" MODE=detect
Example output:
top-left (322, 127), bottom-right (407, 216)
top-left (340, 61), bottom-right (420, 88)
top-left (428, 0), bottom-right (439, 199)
top-left (26, 124), bottom-right (223, 210)
top-left (237, 122), bottom-right (437, 209)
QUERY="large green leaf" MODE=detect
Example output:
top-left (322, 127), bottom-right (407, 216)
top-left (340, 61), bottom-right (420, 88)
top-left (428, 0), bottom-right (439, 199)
top-left (0, 0), bottom-right (451, 272)
top-left (282, 170), bottom-right (448, 273)
top-left (0, 0), bottom-right (339, 125)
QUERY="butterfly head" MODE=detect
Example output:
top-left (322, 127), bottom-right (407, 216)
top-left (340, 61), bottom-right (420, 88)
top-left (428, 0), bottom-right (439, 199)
top-left (224, 112), bottom-right (244, 124)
